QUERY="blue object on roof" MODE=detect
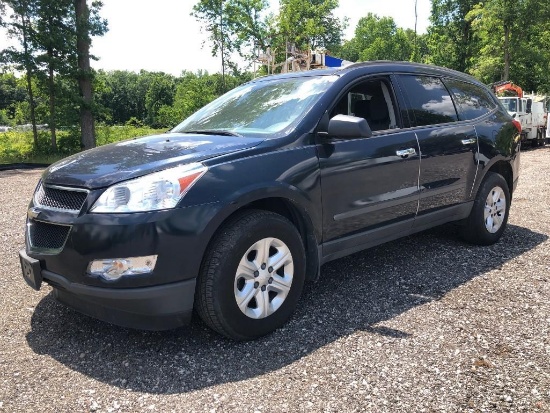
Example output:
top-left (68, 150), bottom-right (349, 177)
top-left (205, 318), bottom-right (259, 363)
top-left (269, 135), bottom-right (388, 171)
top-left (325, 55), bottom-right (352, 68)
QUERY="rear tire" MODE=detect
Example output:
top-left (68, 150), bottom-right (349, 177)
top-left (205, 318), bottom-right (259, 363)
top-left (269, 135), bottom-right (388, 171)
top-left (196, 210), bottom-right (306, 340)
top-left (535, 130), bottom-right (542, 147)
top-left (460, 172), bottom-right (510, 245)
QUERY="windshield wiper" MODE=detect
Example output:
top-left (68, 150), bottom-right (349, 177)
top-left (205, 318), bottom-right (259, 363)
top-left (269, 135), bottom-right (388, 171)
top-left (179, 129), bottom-right (242, 137)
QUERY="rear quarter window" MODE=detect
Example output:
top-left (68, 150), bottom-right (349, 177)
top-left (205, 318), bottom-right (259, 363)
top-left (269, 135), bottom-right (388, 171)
top-left (397, 75), bottom-right (458, 127)
top-left (443, 78), bottom-right (497, 120)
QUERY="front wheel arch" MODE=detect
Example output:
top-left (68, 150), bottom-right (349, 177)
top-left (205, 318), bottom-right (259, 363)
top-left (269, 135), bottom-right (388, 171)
top-left (201, 196), bottom-right (320, 285)
top-left (195, 209), bottom-right (307, 340)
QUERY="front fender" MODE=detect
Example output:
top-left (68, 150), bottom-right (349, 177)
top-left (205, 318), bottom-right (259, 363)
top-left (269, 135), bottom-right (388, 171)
top-left (182, 145), bottom-right (323, 263)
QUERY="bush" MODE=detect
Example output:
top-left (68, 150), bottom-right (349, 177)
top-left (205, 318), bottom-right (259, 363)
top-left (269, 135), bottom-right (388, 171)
top-left (125, 117), bottom-right (145, 128)
top-left (95, 124), bottom-right (164, 146)
top-left (57, 128), bottom-right (83, 154)
top-left (0, 130), bottom-right (36, 162)
top-left (0, 125), bottom-right (165, 164)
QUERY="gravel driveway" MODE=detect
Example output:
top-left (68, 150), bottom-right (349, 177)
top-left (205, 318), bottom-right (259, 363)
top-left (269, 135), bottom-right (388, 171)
top-left (1, 149), bottom-right (549, 412)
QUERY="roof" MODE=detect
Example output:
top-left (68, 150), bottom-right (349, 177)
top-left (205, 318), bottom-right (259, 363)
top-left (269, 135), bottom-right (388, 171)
top-left (250, 61), bottom-right (484, 87)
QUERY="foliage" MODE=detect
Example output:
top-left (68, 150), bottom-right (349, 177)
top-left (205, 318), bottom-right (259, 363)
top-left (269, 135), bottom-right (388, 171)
top-left (144, 72), bottom-right (177, 128)
top-left (466, 0), bottom-right (550, 89)
top-left (192, 0), bottom-right (345, 75)
top-left (0, 72), bottom-right (27, 122)
top-left (426, 0), bottom-right (550, 90)
top-left (95, 125), bottom-right (164, 146)
top-left (192, 0), bottom-right (268, 87)
top-left (277, 0), bottom-right (345, 51)
top-left (427, 0), bottom-right (479, 73)
top-left (0, 125), bottom-right (164, 163)
top-left (4, 0), bottom-right (550, 165)
top-left (92, 69), bottom-right (251, 130)
top-left (341, 14), bottom-right (412, 62)
top-left (0, 0), bottom-right (107, 151)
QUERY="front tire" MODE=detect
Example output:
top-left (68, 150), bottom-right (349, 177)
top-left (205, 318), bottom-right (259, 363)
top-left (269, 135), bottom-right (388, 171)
top-left (196, 210), bottom-right (306, 340)
top-left (460, 172), bottom-right (510, 245)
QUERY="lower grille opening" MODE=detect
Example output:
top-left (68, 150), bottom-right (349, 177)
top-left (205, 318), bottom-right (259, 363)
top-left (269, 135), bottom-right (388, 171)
top-left (29, 220), bottom-right (71, 251)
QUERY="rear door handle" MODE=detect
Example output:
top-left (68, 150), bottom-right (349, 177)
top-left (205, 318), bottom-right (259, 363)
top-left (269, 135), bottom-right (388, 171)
top-left (396, 148), bottom-right (417, 157)
top-left (461, 138), bottom-right (477, 145)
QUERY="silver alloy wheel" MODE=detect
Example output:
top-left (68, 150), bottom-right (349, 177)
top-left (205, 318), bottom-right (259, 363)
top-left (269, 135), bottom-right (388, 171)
top-left (234, 237), bottom-right (294, 319)
top-left (484, 186), bottom-right (506, 233)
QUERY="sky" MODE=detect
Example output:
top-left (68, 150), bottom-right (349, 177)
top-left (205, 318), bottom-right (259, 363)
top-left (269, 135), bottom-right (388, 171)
top-left (1, 0), bottom-right (432, 76)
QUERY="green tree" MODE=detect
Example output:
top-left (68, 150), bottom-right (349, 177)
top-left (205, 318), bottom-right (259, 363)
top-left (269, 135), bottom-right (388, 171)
top-left (34, 0), bottom-right (74, 150)
top-left (74, 0), bottom-right (107, 149)
top-left (341, 14), bottom-right (412, 62)
top-left (1, 0), bottom-right (107, 151)
top-left (168, 70), bottom-right (251, 127)
top-left (1, 0), bottom-right (40, 147)
top-left (95, 70), bottom-right (141, 125)
top-left (226, 0), bottom-right (269, 58)
top-left (426, 0), bottom-right (478, 72)
top-left (144, 72), bottom-right (176, 128)
top-left (192, 0), bottom-right (269, 89)
top-left (404, 29), bottom-right (429, 63)
top-left (277, 0), bottom-right (344, 51)
top-left (0, 72), bottom-right (27, 122)
top-left (193, 0), bottom-right (232, 91)
top-left (467, 0), bottom-right (550, 89)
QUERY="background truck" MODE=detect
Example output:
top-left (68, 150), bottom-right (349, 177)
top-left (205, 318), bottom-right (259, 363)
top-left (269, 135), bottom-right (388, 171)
top-left (492, 81), bottom-right (548, 147)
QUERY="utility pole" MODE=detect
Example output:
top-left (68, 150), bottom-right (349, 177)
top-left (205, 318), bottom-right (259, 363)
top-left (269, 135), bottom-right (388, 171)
top-left (220, 0), bottom-right (226, 92)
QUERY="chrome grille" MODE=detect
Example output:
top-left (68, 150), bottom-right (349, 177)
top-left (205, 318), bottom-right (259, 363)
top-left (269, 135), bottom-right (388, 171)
top-left (28, 220), bottom-right (71, 251)
top-left (34, 183), bottom-right (88, 213)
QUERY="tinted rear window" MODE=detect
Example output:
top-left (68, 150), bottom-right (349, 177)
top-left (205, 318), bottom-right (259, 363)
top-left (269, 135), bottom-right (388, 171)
top-left (397, 75), bottom-right (458, 126)
top-left (444, 79), bottom-right (497, 120)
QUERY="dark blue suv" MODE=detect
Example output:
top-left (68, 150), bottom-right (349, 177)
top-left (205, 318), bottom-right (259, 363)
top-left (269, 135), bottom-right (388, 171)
top-left (19, 62), bottom-right (521, 340)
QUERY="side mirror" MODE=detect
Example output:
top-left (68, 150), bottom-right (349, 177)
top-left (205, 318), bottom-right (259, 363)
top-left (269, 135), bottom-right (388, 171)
top-left (327, 114), bottom-right (372, 139)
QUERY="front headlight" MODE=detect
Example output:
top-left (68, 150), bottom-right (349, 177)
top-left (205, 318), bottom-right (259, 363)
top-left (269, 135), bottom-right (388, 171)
top-left (91, 163), bottom-right (207, 213)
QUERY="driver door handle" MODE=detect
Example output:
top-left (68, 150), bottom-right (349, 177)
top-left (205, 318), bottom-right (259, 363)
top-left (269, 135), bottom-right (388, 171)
top-left (396, 148), bottom-right (417, 157)
top-left (461, 138), bottom-right (477, 145)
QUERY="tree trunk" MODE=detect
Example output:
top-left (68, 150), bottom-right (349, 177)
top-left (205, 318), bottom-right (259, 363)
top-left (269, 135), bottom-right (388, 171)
top-left (47, 48), bottom-right (57, 151)
top-left (20, 14), bottom-right (38, 149)
top-left (503, 25), bottom-right (510, 81)
top-left (413, 0), bottom-right (418, 62)
top-left (458, 20), bottom-right (470, 73)
top-left (75, 0), bottom-right (95, 150)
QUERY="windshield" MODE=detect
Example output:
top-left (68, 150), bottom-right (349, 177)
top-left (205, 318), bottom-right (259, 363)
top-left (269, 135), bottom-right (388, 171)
top-left (500, 98), bottom-right (518, 112)
top-left (172, 75), bottom-right (337, 136)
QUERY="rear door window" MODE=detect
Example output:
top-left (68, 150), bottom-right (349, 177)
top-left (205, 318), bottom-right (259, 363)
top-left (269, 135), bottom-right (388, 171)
top-left (397, 75), bottom-right (458, 126)
top-left (443, 79), bottom-right (497, 120)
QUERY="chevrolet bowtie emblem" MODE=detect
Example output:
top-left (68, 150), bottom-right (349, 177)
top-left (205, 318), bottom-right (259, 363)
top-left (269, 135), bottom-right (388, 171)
top-left (27, 208), bottom-right (40, 219)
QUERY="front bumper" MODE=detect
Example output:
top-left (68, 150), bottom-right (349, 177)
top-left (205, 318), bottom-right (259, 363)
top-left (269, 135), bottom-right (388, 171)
top-left (24, 201), bottom-right (222, 288)
top-left (21, 200), bottom-right (225, 330)
top-left (20, 249), bottom-right (195, 330)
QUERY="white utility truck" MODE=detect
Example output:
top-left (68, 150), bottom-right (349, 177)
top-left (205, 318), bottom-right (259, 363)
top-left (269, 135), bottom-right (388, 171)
top-left (493, 81), bottom-right (547, 146)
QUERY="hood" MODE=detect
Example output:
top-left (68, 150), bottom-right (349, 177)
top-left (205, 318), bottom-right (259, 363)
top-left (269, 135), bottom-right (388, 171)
top-left (42, 133), bottom-right (264, 189)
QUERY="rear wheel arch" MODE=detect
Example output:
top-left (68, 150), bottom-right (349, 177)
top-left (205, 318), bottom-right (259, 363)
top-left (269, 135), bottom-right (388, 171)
top-left (486, 161), bottom-right (514, 197)
top-left (461, 171), bottom-right (510, 245)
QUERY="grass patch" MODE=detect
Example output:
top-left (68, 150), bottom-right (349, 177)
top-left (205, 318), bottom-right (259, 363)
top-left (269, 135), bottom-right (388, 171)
top-left (0, 125), bottom-right (165, 165)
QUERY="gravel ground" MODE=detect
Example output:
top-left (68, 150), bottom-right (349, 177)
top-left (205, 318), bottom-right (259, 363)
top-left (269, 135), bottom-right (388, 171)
top-left (1, 148), bottom-right (549, 413)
